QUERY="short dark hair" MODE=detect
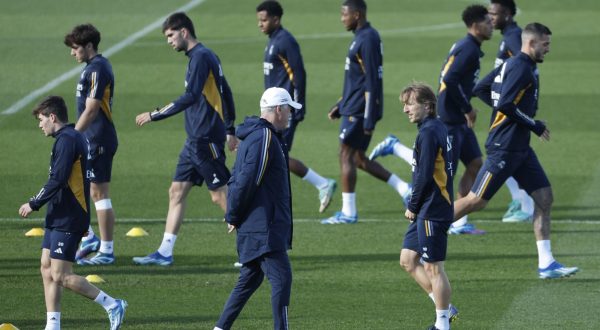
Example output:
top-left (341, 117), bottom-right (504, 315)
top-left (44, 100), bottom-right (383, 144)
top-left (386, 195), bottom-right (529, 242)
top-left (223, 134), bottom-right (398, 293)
top-left (343, 0), bottom-right (367, 15)
top-left (462, 4), bottom-right (489, 27)
top-left (162, 12), bottom-right (197, 39)
top-left (256, 1), bottom-right (283, 17)
top-left (523, 22), bottom-right (552, 38)
top-left (32, 96), bottom-right (69, 123)
top-left (491, 0), bottom-right (517, 16)
top-left (400, 82), bottom-right (437, 117)
top-left (64, 24), bottom-right (101, 50)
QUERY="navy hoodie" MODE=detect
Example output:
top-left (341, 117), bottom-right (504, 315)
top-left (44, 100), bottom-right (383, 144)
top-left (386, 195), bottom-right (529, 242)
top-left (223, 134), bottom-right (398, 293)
top-left (226, 116), bottom-right (292, 263)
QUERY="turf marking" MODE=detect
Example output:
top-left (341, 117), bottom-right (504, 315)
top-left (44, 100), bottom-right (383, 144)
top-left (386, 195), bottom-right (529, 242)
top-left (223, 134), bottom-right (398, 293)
top-left (1, 0), bottom-right (207, 116)
top-left (2, 218), bottom-right (599, 224)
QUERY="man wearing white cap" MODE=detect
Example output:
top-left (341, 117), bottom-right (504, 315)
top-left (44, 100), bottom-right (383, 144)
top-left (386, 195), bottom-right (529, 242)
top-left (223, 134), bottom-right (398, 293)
top-left (214, 87), bottom-right (298, 330)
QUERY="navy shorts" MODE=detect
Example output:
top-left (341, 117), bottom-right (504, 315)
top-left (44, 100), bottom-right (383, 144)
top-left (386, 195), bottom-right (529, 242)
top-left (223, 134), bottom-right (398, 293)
top-left (339, 116), bottom-right (372, 151)
top-left (402, 219), bottom-right (451, 262)
top-left (446, 123), bottom-right (482, 170)
top-left (88, 145), bottom-right (116, 183)
top-left (42, 229), bottom-right (84, 262)
top-left (282, 119), bottom-right (299, 152)
top-left (471, 147), bottom-right (550, 200)
top-left (174, 142), bottom-right (230, 190)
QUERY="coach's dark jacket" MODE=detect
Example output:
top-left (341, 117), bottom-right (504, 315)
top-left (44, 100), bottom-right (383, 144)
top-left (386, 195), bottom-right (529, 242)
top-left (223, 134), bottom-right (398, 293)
top-left (225, 116), bottom-right (292, 264)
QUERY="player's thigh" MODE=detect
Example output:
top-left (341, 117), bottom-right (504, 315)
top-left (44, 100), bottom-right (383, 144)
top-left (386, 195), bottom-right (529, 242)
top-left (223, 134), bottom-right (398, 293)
top-left (459, 127), bottom-right (483, 167)
top-left (417, 219), bottom-right (451, 263)
top-left (88, 147), bottom-right (115, 183)
top-left (43, 229), bottom-right (84, 263)
top-left (173, 146), bottom-right (206, 186)
top-left (512, 148), bottom-right (551, 195)
top-left (339, 116), bottom-right (371, 151)
top-left (446, 124), bottom-right (465, 170)
top-left (470, 151), bottom-right (519, 200)
top-left (193, 147), bottom-right (231, 191)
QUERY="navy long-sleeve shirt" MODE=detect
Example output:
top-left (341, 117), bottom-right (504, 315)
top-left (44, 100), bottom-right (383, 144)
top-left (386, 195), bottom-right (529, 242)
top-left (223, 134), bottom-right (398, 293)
top-left (473, 53), bottom-right (546, 152)
top-left (29, 124), bottom-right (90, 233)
top-left (437, 34), bottom-right (483, 125)
top-left (338, 22), bottom-right (383, 131)
top-left (408, 117), bottom-right (454, 222)
top-left (76, 54), bottom-right (118, 153)
top-left (263, 27), bottom-right (306, 122)
top-left (150, 43), bottom-right (236, 142)
top-left (494, 22), bottom-right (522, 68)
top-left (226, 116), bottom-right (292, 263)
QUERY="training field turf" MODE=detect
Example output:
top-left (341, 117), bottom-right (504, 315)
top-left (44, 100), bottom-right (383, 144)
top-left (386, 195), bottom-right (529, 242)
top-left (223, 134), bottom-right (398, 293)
top-left (1, 0), bottom-right (599, 328)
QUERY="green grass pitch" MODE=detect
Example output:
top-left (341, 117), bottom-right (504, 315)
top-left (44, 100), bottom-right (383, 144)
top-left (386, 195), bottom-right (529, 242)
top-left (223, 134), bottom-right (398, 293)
top-left (1, 0), bottom-right (600, 329)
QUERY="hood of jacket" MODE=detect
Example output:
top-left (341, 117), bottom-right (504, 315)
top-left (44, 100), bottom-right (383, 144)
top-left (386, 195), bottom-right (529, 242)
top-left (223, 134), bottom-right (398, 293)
top-left (235, 116), bottom-right (275, 140)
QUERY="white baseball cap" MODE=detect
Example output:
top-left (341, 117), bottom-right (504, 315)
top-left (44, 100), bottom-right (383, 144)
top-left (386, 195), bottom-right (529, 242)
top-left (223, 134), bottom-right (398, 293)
top-left (260, 87), bottom-right (302, 110)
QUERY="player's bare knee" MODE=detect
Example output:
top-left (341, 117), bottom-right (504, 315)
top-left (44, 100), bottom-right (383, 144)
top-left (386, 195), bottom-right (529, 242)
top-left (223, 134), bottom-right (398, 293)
top-left (399, 251), bottom-right (417, 272)
top-left (40, 263), bottom-right (51, 280)
top-left (50, 268), bottom-right (67, 285)
top-left (168, 185), bottom-right (185, 204)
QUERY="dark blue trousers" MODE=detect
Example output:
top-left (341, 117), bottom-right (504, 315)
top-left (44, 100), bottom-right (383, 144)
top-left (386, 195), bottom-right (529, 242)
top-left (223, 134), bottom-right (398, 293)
top-left (216, 250), bottom-right (292, 330)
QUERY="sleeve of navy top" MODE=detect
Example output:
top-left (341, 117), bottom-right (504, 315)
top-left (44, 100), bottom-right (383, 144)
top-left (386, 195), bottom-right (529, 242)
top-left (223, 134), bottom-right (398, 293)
top-left (407, 129), bottom-right (436, 214)
top-left (473, 67), bottom-right (497, 108)
top-left (29, 136), bottom-right (76, 211)
top-left (221, 75), bottom-right (236, 135)
top-left (283, 37), bottom-right (306, 121)
top-left (226, 128), bottom-right (271, 225)
top-left (361, 36), bottom-right (382, 131)
top-left (86, 66), bottom-right (110, 101)
top-left (151, 52), bottom-right (208, 121)
top-left (496, 64), bottom-right (546, 135)
top-left (442, 50), bottom-right (474, 114)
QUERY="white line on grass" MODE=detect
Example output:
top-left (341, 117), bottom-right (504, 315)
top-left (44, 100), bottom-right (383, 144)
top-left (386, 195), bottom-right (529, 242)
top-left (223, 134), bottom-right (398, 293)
top-left (3, 218), bottom-right (600, 224)
top-left (1, 0), bottom-right (207, 116)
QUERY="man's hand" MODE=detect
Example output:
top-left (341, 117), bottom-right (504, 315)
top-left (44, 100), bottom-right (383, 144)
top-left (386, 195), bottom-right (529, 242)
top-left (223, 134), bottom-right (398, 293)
top-left (465, 108), bottom-right (478, 128)
top-left (226, 134), bottom-right (239, 152)
top-left (540, 127), bottom-right (550, 141)
top-left (404, 209), bottom-right (416, 222)
top-left (328, 105), bottom-right (341, 120)
top-left (19, 203), bottom-right (33, 218)
top-left (135, 112), bottom-right (152, 126)
top-left (227, 224), bottom-right (236, 234)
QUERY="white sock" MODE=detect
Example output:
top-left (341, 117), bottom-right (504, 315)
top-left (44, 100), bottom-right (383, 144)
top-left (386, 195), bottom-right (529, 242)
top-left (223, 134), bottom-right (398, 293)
top-left (158, 232), bottom-right (177, 257)
top-left (428, 292), bottom-right (436, 303)
top-left (387, 174), bottom-right (410, 197)
top-left (82, 225), bottom-right (95, 241)
top-left (453, 215), bottom-right (468, 227)
top-left (45, 312), bottom-right (60, 330)
top-left (505, 177), bottom-right (521, 200)
top-left (435, 309), bottom-right (450, 330)
top-left (536, 240), bottom-right (555, 269)
top-left (393, 141), bottom-right (414, 164)
top-left (303, 168), bottom-right (329, 190)
top-left (341, 192), bottom-right (357, 217)
top-left (99, 241), bottom-right (113, 254)
top-left (94, 291), bottom-right (117, 312)
top-left (522, 193), bottom-right (534, 215)
top-left (213, 327), bottom-right (224, 330)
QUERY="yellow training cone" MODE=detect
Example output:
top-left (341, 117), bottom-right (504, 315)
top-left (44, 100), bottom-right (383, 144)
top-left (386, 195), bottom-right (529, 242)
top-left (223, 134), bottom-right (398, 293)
top-left (126, 227), bottom-right (149, 237)
top-left (85, 275), bottom-right (106, 284)
top-left (25, 227), bottom-right (44, 237)
top-left (0, 323), bottom-right (20, 330)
